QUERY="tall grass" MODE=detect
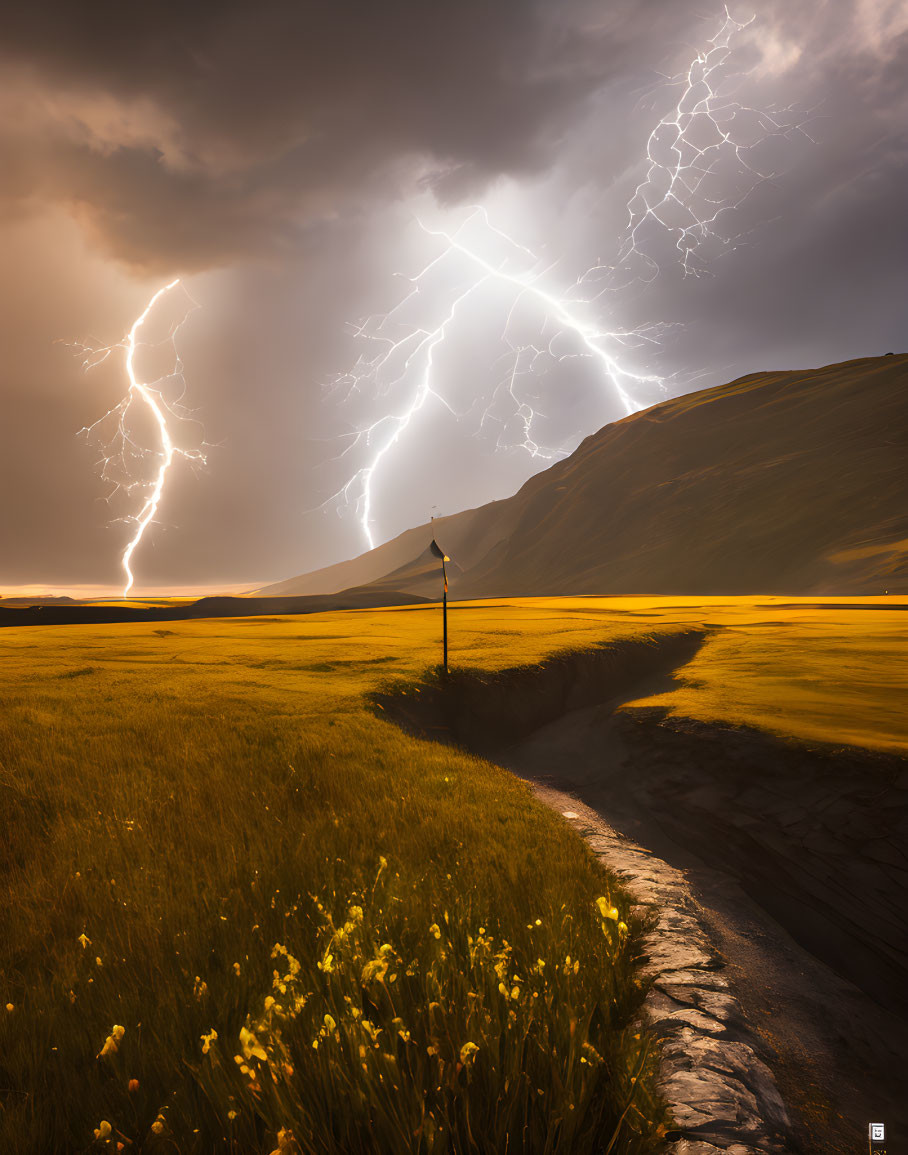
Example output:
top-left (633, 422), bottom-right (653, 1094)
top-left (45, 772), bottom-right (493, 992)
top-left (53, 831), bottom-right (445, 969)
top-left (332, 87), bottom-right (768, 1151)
top-left (0, 614), bottom-right (667, 1152)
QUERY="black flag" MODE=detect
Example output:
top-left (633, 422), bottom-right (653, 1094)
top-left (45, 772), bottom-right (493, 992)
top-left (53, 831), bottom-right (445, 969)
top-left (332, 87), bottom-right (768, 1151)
top-left (430, 539), bottom-right (449, 590)
top-left (430, 538), bottom-right (450, 671)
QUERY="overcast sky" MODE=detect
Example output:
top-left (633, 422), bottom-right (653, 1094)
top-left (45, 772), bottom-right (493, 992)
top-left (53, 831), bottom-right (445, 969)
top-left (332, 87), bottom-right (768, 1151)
top-left (1, 0), bottom-right (906, 595)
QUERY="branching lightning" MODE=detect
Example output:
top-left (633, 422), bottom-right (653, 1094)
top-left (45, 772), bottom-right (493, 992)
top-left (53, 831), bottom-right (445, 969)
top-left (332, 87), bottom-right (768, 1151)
top-left (619, 7), bottom-right (814, 282)
top-left (323, 209), bottom-right (667, 549)
top-left (73, 279), bottom-right (206, 596)
top-left (319, 7), bottom-right (811, 552)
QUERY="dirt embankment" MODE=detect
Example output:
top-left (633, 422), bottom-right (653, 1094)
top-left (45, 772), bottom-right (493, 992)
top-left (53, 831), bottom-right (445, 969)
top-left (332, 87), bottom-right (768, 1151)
top-left (609, 710), bottom-right (908, 1016)
top-left (375, 636), bottom-right (908, 1154)
top-left (373, 629), bottom-right (707, 749)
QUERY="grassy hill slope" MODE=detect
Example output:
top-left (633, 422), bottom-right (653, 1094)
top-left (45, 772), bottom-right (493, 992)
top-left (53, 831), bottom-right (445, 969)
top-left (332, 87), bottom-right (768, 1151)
top-left (264, 354), bottom-right (908, 599)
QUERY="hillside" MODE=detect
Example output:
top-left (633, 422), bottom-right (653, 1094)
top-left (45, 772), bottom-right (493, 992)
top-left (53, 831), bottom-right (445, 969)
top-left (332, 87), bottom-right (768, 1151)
top-left (264, 354), bottom-right (908, 598)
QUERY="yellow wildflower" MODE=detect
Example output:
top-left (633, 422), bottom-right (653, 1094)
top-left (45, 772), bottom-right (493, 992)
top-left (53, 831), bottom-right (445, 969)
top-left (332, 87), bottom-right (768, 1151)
top-left (239, 1026), bottom-right (268, 1062)
top-left (201, 1029), bottom-right (218, 1055)
top-left (459, 1042), bottom-right (479, 1064)
top-left (151, 1119), bottom-right (165, 1135)
top-left (227, 1110), bottom-right (238, 1121)
top-left (392, 1017), bottom-right (411, 1042)
top-left (429, 923), bottom-right (441, 940)
top-left (98, 1034), bottom-right (119, 1059)
top-left (93, 1121), bottom-right (112, 1140)
top-left (5, 1003), bottom-right (13, 1013)
top-left (78, 933), bottom-right (91, 949)
top-left (596, 897), bottom-right (619, 921)
top-left (324, 1014), bottom-right (336, 1031)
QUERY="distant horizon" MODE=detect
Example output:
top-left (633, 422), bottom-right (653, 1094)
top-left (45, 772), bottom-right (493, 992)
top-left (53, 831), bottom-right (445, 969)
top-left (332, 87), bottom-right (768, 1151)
top-left (0, 580), bottom-right (263, 601)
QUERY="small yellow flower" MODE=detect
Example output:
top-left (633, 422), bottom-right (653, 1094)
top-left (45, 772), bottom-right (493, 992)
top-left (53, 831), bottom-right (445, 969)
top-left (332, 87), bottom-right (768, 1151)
top-left (324, 1014), bottom-right (336, 1031)
top-left (227, 1110), bottom-right (238, 1121)
top-left (128, 1079), bottom-right (139, 1092)
top-left (239, 1026), bottom-right (268, 1062)
top-left (93, 1120), bottom-right (112, 1140)
top-left (5, 1003), bottom-right (13, 1013)
top-left (95, 957), bottom-right (103, 968)
top-left (459, 1041), bottom-right (479, 1064)
top-left (112, 1025), bottom-right (125, 1041)
top-left (151, 1119), bottom-right (165, 1134)
top-left (78, 933), bottom-right (91, 949)
top-left (595, 897), bottom-right (619, 921)
top-left (429, 923), bottom-right (441, 940)
top-left (201, 1029), bottom-right (218, 1055)
top-left (233, 962), bottom-right (241, 976)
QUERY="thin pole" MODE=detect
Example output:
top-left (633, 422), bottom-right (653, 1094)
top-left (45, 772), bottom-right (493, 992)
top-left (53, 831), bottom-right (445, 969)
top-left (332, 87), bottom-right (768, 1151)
top-left (442, 558), bottom-right (448, 673)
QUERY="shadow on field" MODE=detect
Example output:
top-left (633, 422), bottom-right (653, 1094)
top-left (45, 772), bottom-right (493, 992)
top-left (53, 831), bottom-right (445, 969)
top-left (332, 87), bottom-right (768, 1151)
top-left (372, 632), bottom-right (908, 1155)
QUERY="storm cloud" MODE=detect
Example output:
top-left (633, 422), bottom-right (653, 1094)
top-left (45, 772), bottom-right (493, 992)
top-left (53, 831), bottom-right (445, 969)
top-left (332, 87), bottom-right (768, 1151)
top-left (1, 0), bottom-right (906, 592)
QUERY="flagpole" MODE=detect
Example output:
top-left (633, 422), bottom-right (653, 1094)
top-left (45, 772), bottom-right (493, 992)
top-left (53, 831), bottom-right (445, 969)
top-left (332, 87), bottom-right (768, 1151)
top-left (430, 530), bottom-right (450, 675)
top-left (442, 556), bottom-right (448, 674)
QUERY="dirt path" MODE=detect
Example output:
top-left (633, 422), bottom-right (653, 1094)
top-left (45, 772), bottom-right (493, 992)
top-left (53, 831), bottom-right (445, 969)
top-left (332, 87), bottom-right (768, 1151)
top-left (499, 699), bottom-right (907, 1155)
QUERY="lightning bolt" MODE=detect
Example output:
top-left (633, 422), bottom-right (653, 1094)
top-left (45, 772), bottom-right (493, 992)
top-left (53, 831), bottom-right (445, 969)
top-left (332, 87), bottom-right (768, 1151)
top-left (309, 7), bottom-right (813, 554)
top-left (317, 6), bottom-right (810, 553)
top-left (619, 6), bottom-right (815, 282)
top-left (73, 279), bottom-right (206, 596)
top-left (319, 210), bottom-right (668, 550)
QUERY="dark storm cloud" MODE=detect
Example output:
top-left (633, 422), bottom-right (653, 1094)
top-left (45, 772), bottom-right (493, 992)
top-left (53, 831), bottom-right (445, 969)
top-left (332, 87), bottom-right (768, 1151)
top-left (1, 0), bottom-right (906, 592)
top-left (0, 0), bottom-right (660, 270)
top-left (3, 1), bottom-right (904, 274)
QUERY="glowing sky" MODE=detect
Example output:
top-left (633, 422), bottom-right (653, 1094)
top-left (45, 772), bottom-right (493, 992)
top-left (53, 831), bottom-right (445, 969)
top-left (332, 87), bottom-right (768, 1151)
top-left (1, 0), bottom-right (906, 594)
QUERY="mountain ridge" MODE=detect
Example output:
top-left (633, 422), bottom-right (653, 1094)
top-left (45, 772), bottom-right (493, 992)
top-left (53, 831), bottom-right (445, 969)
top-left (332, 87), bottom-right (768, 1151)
top-left (261, 354), bottom-right (908, 599)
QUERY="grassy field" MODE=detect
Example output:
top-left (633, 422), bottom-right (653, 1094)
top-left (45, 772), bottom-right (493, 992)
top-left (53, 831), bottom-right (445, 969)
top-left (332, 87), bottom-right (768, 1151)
top-left (1, 595), bottom-right (903, 1153)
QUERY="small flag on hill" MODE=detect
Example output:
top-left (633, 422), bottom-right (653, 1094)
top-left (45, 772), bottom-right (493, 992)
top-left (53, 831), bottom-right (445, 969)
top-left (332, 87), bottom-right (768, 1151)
top-left (430, 539), bottom-right (450, 592)
top-left (430, 539), bottom-right (450, 671)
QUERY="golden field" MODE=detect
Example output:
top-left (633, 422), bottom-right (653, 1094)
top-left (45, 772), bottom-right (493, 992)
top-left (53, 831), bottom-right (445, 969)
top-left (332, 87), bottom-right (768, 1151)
top-left (0, 595), bottom-right (903, 1153)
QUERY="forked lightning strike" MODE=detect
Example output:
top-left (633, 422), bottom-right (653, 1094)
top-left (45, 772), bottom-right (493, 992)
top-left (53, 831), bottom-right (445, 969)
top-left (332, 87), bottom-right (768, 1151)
top-left (320, 7), bottom-right (811, 551)
top-left (620, 6), bottom-right (814, 282)
top-left (324, 209), bottom-right (666, 549)
top-left (74, 280), bottom-right (205, 596)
